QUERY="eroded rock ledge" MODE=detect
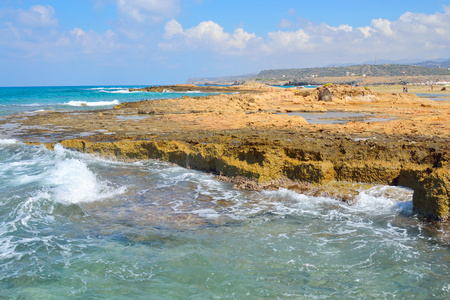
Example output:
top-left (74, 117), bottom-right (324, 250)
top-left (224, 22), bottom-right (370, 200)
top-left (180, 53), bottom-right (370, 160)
top-left (128, 84), bottom-right (262, 93)
top-left (56, 130), bottom-right (449, 221)
top-left (2, 84), bottom-right (449, 222)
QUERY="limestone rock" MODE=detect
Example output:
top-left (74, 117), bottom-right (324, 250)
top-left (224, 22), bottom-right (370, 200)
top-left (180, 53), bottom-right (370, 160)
top-left (6, 83), bottom-right (450, 223)
top-left (318, 87), bottom-right (333, 101)
top-left (412, 168), bottom-right (450, 221)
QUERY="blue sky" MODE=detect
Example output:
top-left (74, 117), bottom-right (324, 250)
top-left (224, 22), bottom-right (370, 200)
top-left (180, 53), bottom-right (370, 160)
top-left (1, 0), bottom-right (449, 86)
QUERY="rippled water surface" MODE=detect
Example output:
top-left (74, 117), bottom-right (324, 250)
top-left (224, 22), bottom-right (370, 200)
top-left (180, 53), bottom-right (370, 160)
top-left (1, 140), bottom-right (449, 299)
top-left (0, 86), bottom-right (217, 116)
top-left (0, 86), bottom-right (449, 299)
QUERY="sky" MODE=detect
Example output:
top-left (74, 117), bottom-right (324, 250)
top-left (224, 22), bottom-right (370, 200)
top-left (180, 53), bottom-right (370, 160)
top-left (1, 0), bottom-right (449, 86)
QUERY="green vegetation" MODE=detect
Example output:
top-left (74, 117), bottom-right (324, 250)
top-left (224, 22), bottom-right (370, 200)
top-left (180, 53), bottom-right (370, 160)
top-left (186, 62), bottom-right (450, 85)
top-left (256, 64), bottom-right (450, 80)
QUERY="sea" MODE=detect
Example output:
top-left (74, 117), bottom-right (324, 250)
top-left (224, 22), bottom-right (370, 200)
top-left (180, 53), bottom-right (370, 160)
top-left (0, 86), bottom-right (449, 299)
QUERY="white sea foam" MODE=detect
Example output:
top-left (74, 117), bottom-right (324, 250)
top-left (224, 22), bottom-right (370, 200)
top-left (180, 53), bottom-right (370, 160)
top-left (161, 89), bottom-right (204, 94)
top-left (88, 87), bottom-right (137, 94)
top-left (65, 100), bottom-right (120, 107)
top-left (87, 87), bottom-right (122, 91)
top-left (352, 185), bottom-right (413, 214)
top-left (191, 208), bottom-right (221, 219)
top-left (0, 138), bottom-right (17, 145)
top-left (17, 103), bottom-right (41, 107)
top-left (107, 89), bottom-right (134, 94)
top-left (27, 144), bottom-right (125, 204)
top-left (257, 185), bottom-right (414, 221)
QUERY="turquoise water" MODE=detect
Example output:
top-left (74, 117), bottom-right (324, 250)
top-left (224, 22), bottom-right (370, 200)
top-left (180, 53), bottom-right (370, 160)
top-left (0, 87), bottom-right (449, 299)
top-left (0, 86), bottom-right (215, 116)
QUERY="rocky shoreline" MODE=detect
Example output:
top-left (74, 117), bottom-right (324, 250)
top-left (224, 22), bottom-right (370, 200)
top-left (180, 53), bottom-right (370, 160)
top-left (1, 84), bottom-right (449, 222)
top-left (128, 84), bottom-right (261, 93)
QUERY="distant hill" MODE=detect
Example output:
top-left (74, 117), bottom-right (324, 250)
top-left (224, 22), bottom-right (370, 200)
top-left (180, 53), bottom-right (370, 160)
top-left (414, 59), bottom-right (450, 69)
top-left (255, 64), bottom-right (450, 80)
top-left (186, 61), bottom-right (450, 84)
top-left (186, 73), bottom-right (256, 84)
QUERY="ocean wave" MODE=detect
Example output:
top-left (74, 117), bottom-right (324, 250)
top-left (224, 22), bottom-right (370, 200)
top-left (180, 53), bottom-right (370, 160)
top-left (15, 103), bottom-right (42, 107)
top-left (65, 100), bottom-right (120, 107)
top-left (0, 138), bottom-right (18, 145)
top-left (99, 89), bottom-right (134, 94)
top-left (47, 145), bottom-right (126, 204)
top-left (352, 185), bottom-right (413, 214)
top-left (107, 89), bottom-right (135, 94)
top-left (162, 90), bottom-right (205, 94)
top-left (258, 184), bottom-right (413, 220)
top-left (88, 87), bottom-right (139, 94)
top-left (87, 87), bottom-right (123, 90)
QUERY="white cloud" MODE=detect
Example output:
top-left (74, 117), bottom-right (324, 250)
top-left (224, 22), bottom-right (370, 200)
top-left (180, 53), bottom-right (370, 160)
top-left (117, 0), bottom-right (181, 23)
top-left (161, 7), bottom-right (450, 67)
top-left (70, 28), bottom-right (86, 39)
top-left (161, 20), bottom-right (263, 53)
top-left (164, 19), bottom-right (183, 38)
top-left (327, 24), bottom-right (353, 32)
top-left (2, 2), bottom-right (450, 84)
top-left (0, 5), bottom-right (123, 62)
top-left (17, 5), bottom-right (58, 27)
top-left (267, 29), bottom-right (311, 51)
top-left (371, 18), bottom-right (395, 37)
top-left (357, 26), bottom-right (373, 38)
top-left (66, 28), bottom-right (118, 55)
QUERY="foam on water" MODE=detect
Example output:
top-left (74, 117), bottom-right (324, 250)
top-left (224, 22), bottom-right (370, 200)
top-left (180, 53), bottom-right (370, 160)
top-left (1, 143), bottom-right (125, 204)
top-left (0, 138), bottom-right (17, 145)
top-left (107, 89), bottom-right (137, 94)
top-left (353, 185), bottom-right (413, 214)
top-left (87, 87), bottom-right (147, 94)
top-left (47, 145), bottom-right (126, 204)
top-left (0, 141), bottom-right (448, 298)
top-left (49, 160), bottom-right (125, 204)
top-left (65, 100), bottom-right (120, 107)
top-left (0, 143), bottom-right (127, 275)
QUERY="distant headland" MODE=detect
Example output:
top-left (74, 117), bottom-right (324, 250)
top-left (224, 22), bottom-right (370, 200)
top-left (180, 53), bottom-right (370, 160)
top-left (187, 61), bottom-right (450, 87)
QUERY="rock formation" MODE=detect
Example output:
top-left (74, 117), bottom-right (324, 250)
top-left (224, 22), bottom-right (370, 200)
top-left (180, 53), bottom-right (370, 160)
top-left (2, 84), bottom-right (449, 222)
top-left (317, 86), bottom-right (333, 101)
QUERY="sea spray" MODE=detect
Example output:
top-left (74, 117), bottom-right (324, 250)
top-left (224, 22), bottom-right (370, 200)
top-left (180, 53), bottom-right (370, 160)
top-left (46, 144), bottom-right (126, 204)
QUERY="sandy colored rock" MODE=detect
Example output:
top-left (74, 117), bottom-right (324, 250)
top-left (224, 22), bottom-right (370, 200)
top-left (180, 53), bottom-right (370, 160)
top-left (2, 83), bottom-right (450, 221)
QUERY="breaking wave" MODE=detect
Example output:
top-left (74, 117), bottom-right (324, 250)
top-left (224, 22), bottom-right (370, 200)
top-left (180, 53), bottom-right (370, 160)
top-left (65, 100), bottom-right (120, 107)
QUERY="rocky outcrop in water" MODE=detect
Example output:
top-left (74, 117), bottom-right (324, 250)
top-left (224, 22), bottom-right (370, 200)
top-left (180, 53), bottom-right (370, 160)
top-left (2, 84), bottom-right (449, 222)
top-left (128, 84), bottom-right (260, 93)
top-left (55, 131), bottom-right (449, 221)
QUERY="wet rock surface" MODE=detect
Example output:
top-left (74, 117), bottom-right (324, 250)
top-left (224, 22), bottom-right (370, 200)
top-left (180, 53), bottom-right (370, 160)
top-left (1, 84), bottom-right (449, 221)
